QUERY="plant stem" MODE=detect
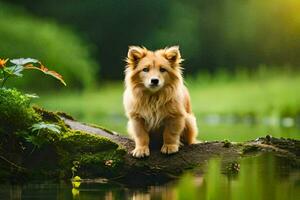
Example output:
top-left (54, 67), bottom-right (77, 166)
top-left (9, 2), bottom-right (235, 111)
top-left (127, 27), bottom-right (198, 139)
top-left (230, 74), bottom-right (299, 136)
top-left (1, 75), bottom-right (9, 88)
top-left (1, 65), bottom-right (18, 88)
top-left (0, 69), bottom-right (4, 88)
top-left (0, 155), bottom-right (26, 171)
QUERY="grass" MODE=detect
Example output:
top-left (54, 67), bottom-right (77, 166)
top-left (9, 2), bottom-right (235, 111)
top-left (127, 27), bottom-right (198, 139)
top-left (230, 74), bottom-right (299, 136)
top-left (189, 72), bottom-right (300, 117)
top-left (34, 70), bottom-right (300, 141)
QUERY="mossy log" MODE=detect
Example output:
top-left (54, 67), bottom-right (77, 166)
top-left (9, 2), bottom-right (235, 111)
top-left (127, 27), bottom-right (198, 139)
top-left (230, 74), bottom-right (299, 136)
top-left (62, 117), bottom-right (300, 185)
top-left (0, 100), bottom-right (299, 185)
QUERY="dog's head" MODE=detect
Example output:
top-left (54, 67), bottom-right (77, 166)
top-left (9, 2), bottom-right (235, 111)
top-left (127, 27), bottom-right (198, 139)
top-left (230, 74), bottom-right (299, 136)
top-left (125, 46), bottom-right (183, 93)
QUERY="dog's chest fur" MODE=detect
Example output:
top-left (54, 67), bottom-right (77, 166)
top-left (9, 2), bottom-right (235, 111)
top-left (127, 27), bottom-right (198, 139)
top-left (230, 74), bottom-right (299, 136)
top-left (139, 98), bottom-right (169, 131)
top-left (125, 86), bottom-right (184, 131)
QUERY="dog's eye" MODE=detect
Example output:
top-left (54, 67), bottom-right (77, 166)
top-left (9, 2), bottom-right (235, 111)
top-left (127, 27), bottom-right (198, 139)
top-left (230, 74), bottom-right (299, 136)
top-left (160, 67), bottom-right (167, 72)
top-left (142, 67), bottom-right (149, 72)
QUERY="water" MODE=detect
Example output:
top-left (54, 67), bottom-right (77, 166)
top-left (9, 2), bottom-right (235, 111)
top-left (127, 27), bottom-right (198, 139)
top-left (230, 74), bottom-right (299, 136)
top-left (1, 153), bottom-right (299, 200)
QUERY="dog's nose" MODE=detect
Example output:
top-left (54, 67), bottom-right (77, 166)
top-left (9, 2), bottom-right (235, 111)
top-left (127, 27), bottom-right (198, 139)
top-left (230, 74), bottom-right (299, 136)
top-left (150, 78), bottom-right (159, 85)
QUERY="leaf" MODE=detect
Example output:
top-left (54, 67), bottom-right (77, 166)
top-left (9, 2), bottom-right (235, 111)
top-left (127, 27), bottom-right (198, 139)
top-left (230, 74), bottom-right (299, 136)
top-left (72, 176), bottom-right (82, 188)
top-left (24, 64), bottom-right (67, 86)
top-left (10, 58), bottom-right (39, 65)
top-left (25, 93), bottom-right (39, 99)
top-left (5, 65), bottom-right (24, 77)
top-left (24, 135), bottom-right (44, 148)
top-left (12, 65), bottom-right (24, 77)
top-left (31, 122), bottom-right (61, 134)
top-left (73, 176), bottom-right (81, 181)
top-left (40, 66), bottom-right (67, 86)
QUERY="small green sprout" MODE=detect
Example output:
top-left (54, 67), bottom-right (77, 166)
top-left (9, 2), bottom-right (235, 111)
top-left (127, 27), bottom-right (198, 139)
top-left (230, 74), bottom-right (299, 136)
top-left (31, 122), bottom-right (61, 134)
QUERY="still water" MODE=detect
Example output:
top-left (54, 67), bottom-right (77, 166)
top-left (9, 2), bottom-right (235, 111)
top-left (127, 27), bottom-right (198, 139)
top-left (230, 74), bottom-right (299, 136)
top-left (1, 153), bottom-right (299, 200)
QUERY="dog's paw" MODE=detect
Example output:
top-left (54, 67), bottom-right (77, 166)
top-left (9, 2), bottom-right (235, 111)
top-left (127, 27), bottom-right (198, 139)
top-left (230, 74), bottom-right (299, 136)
top-left (161, 144), bottom-right (179, 154)
top-left (132, 146), bottom-right (150, 158)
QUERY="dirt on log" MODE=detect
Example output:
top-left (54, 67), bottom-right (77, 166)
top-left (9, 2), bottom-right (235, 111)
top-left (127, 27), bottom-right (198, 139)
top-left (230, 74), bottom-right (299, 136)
top-left (63, 118), bottom-right (300, 185)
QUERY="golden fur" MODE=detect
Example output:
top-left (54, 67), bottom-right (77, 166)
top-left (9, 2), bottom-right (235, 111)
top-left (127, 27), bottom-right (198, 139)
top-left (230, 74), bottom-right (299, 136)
top-left (123, 46), bottom-right (198, 158)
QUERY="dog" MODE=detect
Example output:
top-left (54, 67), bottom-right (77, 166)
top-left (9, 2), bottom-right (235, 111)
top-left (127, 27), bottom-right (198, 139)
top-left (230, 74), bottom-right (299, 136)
top-left (123, 46), bottom-right (198, 158)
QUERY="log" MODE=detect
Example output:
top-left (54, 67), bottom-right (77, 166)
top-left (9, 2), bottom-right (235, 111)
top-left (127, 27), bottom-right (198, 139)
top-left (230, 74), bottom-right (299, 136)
top-left (62, 118), bottom-right (300, 185)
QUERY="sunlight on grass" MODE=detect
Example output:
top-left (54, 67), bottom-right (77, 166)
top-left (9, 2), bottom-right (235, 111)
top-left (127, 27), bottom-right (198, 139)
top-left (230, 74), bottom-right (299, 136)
top-left (35, 73), bottom-right (300, 141)
top-left (190, 75), bottom-right (300, 117)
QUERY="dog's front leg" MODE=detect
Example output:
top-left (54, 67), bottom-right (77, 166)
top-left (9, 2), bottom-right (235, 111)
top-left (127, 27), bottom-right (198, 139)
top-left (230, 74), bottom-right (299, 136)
top-left (161, 116), bottom-right (185, 154)
top-left (128, 118), bottom-right (150, 158)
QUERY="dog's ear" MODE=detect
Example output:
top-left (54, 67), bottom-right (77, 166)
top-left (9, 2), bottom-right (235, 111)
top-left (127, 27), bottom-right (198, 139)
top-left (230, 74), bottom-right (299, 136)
top-left (164, 46), bottom-right (183, 64)
top-left (126, 46), bottom-right (147, 67)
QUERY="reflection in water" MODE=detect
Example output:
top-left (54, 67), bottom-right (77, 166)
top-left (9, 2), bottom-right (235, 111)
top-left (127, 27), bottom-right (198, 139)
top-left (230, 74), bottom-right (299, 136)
top-left (0, 154), bottom-right (299, 200)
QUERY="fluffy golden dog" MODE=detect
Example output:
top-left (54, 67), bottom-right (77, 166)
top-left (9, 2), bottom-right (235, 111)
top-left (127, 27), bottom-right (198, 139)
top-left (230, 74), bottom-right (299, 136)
top-left (123, 46), bottom-right (198, 158)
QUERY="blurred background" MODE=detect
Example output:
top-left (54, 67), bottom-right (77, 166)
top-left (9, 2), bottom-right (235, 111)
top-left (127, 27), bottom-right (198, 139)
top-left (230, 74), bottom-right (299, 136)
top-left (1, 0), bottom-right (300, 141)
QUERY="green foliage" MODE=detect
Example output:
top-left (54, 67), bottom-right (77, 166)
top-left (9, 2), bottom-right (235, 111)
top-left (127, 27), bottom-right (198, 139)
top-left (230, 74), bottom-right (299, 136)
top-left (31, 122), bottom-right (61, 134)
top-left (8, 0), bottom-right (300, 79)
top-left (25, 93), bottom-right (39, 99)
top-left (4, 64), bottom-right (24, 77)
top-left (71, 161), bottom-right (80, 178)
top-left (33, 106), bottom-right (66, 124)
top-left (3, 0), bottom-right (169, 79)
top-left (22, 122), bottom-right (62, 148)
top-left (0, 58), bottom-right (66, 88)
top-left (77, 149), bottom-right (125, 177)
top-left (60, 130), bottom-right (119, 153)
top-left (71, 175), bottom-right (81, 188)
top-left (0, 106), bottom-right (126, 181)
top-left (0, 88), bottom-right (40, 132)
top-left (0, 2), bottom-right (97, 90)
top-left (55, 130), bottom-right (125, 178)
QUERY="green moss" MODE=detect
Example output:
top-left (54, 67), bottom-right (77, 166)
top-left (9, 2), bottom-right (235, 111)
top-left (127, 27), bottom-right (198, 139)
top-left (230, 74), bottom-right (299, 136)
top-left (77, 148), bottom-right (126, 177)
top-left (33, 106), bottom-right (69, 132)
top-left (60, 130), bottom-right (118, 153)
top-left (0, 96), bottom-right (126, 181)
top-left (54, 130), bottom-right (125, 178)
top-left (0, 88), bottom-right (41, 132)
top-left (33, 106), bottom-right (61, 122)
top-left (17, 129), bottom-right (126, 180)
